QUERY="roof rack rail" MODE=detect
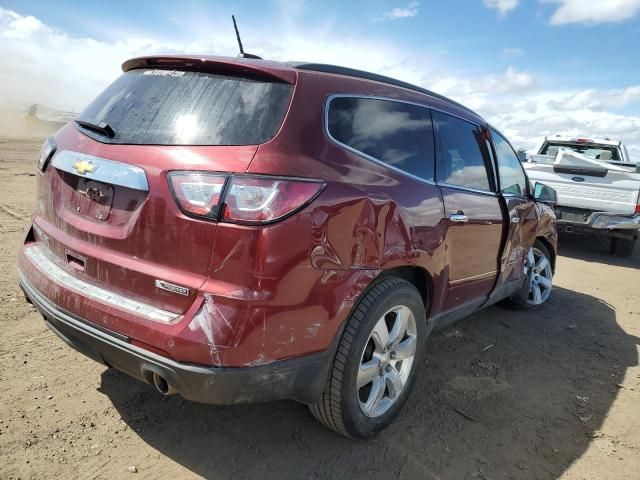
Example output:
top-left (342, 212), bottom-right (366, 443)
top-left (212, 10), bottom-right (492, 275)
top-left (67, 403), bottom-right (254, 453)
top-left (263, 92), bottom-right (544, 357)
top-left (287, 62), bottom-right (479, 117)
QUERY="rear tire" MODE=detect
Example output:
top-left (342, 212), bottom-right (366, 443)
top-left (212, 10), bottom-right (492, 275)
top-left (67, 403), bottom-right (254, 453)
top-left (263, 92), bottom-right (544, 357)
top-left (611, 236), bottom-right (636, 258)
top-left (308, 277), bottom-right (426, 438)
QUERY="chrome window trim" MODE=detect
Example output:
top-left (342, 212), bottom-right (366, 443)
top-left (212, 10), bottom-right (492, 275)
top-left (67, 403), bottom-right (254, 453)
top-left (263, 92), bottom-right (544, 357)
top-left (324, 94), bottom-right (436, 186)
top-left (52, 150), bottom-right (150, 191)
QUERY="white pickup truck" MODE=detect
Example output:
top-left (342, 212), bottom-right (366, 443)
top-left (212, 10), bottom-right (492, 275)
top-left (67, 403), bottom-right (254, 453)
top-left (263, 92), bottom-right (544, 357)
top-left (524, 136), bottom-right (640, 257)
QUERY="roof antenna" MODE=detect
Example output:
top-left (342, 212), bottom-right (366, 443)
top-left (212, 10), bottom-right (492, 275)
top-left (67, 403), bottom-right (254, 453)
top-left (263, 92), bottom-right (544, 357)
top-left (232, 15), bottom-right (262, 60)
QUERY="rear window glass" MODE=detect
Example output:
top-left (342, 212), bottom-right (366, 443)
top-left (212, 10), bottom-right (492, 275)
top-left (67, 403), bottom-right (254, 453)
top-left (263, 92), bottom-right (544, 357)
top-left (76, 69), bottom-right (293, 145)
top-left (327, 97), bottom-right (435, 181)
top-left (540, 142), bottom-right (620, 161)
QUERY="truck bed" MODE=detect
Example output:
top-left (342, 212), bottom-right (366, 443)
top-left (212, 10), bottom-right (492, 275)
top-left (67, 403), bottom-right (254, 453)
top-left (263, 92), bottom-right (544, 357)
top-left (524, 153), bottom-right (640, 215)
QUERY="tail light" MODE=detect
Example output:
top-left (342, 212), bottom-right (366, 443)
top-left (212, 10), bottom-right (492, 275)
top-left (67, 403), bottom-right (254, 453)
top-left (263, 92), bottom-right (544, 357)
top-left (636, 194), bottom-right (640, 215)
top-left (168, 172), bottom-right (226, 217)
top-left (168, 173), bottom-right (324, 224)
top-left (37, 137), bottom-right (56, 172)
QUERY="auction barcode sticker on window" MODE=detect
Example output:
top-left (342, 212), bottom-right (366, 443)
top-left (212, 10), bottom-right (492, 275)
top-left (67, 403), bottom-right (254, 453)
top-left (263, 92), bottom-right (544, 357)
top-left (143, 69), bottom-right (185, 77)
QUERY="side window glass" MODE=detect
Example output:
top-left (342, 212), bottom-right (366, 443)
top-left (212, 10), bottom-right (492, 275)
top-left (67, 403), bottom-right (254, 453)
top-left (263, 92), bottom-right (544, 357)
top-left (433, 111), bottom-right (492, 191)
top-left (327, 97), bottom-right (435, 181)
top-left (492, 129), bottom-right (527, 196)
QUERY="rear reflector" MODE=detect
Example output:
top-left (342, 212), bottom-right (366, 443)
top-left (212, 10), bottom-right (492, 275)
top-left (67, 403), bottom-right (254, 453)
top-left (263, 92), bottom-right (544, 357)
top-left (222, 176), bottom-right (323, 224)
top-left (168, 172), bottom-right (226, 217)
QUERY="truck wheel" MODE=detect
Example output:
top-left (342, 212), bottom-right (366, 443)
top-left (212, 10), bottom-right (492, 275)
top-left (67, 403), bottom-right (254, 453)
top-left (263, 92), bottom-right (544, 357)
top-left (308, 277), bottom-right (426, 438)
top-left (500, 240), bottom-right (553, 310)
top-left (611, 237), bottom-right (636, 258)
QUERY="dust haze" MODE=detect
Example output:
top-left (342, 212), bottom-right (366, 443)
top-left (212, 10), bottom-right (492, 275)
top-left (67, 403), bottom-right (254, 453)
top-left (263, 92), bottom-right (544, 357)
top-left (0, 104), bottom-right (58, 139)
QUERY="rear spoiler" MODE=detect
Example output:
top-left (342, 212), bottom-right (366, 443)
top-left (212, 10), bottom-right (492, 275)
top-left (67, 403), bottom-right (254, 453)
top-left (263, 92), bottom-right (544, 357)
top-left (122, 55), bottom-right (297, 84)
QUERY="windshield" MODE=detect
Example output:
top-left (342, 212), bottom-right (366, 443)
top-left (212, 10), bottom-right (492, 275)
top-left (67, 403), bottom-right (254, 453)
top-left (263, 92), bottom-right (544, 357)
top-left (540, 142), bottom-right (620, 161)
top-left (76, 69), bottom-right (293, 145)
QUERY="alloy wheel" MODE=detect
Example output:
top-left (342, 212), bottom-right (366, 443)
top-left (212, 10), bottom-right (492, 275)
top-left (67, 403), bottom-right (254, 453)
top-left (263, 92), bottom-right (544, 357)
top-left (525, 247), bottom-right (553, 305)
top-left (357, 305), bottom-right (417, 418)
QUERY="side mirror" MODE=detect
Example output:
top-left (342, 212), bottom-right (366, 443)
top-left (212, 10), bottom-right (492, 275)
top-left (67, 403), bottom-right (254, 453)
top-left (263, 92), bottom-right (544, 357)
top-left (533, 182), bottom-right (557, 205)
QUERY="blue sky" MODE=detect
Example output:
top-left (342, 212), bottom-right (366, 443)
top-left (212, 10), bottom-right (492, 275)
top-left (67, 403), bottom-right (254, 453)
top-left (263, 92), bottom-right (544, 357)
top-left (1, 0), bottom-right (639, 155)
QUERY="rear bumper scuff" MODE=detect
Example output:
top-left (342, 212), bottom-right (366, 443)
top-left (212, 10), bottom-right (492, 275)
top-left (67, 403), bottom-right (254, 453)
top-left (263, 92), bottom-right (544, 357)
top-left (20, 273), bottom-right (334, 405)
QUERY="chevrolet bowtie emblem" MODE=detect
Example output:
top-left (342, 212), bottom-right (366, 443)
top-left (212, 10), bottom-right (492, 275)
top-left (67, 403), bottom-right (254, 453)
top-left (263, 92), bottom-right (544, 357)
top-left (72, 160), bottom-right (97, 175)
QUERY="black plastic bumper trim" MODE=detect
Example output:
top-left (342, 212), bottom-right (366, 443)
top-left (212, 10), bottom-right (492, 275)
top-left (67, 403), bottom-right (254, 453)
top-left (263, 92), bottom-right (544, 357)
top-left (20, 274), bottom-right (335, 405)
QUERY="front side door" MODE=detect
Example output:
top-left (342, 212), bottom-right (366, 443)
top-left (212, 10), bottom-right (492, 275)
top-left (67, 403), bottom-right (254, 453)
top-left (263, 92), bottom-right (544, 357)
top-left (432, 111), bottom-right (504, 310)
top-left (490, 128), bottom-right (537, 288)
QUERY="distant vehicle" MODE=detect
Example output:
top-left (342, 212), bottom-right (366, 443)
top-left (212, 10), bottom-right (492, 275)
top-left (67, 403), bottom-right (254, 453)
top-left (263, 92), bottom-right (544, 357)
top-left (25, 104), bottom-right (76, 133)
top-left (19, 55), bottom-right (558, 438)
top-left (531, 135), bottom-right (633, 164)
top-left (525, 136), bottom-right (640, 257)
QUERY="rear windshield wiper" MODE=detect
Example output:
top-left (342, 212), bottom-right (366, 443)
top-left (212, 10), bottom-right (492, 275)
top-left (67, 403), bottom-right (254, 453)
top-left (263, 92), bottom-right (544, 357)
top-left (75, 119), bottom-right (115, 138)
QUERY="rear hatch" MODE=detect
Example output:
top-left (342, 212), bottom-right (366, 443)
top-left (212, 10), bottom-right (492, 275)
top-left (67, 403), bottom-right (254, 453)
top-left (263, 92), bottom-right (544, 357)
top-left (35, 58), bottom-right (294, 316)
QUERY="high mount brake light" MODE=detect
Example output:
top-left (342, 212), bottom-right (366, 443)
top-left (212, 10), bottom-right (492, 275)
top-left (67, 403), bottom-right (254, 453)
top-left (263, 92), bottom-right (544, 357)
top-left (168, 173), bottom-right (323, 224)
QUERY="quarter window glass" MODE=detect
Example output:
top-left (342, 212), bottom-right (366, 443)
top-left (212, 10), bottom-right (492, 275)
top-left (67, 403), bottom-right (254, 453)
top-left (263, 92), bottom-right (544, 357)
top-left (433, 111), bottom-right (492, 191)
top-left (492, 129), bottom-right (527, 195)
top-left (327, 97), bottom-right (435, 181)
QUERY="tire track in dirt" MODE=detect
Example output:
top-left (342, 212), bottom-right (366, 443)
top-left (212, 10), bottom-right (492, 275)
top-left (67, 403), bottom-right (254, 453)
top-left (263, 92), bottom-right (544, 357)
top-left (0, 202), bottom-right (28, 220)
top-left (2, 137), bottom-right (640, 480)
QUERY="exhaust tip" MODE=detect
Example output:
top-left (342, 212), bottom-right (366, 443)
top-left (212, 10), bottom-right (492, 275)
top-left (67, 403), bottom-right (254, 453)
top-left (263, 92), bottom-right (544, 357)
top-left (151, 372), bottom-right (175, 396)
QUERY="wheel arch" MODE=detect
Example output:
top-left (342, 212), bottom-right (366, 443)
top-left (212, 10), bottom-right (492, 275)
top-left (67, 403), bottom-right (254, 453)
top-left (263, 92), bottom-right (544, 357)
top-left (377, 266), bottom-right (433, 315)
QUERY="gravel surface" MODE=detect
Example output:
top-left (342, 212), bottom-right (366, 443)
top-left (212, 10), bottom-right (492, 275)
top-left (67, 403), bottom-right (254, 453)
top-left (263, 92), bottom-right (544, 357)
top-left (1, 137), bottom-right (639, 479)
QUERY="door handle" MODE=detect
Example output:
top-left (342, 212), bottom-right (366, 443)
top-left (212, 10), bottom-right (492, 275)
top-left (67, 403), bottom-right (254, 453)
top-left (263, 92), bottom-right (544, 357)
top-left (511, 216), bottom-right (520, 224)
top-left (449, 214), bottom-right (469, 223)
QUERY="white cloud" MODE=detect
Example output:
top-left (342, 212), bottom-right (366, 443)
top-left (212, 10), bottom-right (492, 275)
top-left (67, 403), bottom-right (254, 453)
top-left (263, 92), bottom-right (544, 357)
top-left (547, 86), bottom-right (640, 111)
top-left (501, 47), bottom-right (524, 59)
top-left (0, 7), bottom-right (437, 112)
top-left (545, 0), bottom-right (640, 25)
top-left (483, 0), bottom-right (520, 17)
top-left (382, 2), bottom-right (420, 20)
top-left (481, 91), bottom-right (640, 158)
top-left (0, 7), bottom-right (638, 160)
top-left (1, 9), bottom-right (43, 39)
top-left (432, 66), bottom-right (537, 101)
top-left (432, 71), bottom-right (640, 158)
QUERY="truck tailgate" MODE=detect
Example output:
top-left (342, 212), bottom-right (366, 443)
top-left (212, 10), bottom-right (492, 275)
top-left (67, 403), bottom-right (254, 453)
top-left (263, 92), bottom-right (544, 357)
top-left (524, 163), bottom-right (640, 215)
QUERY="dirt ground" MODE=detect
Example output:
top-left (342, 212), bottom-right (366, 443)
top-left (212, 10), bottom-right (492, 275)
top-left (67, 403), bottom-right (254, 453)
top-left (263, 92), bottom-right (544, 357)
top-left (1, 137), bottom-right (639, 480)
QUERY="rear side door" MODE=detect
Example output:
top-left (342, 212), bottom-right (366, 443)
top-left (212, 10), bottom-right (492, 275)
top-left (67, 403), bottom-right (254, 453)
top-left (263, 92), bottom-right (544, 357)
top-left (490, 128), bottom-right (537, 288)
top-left (432, 111), bottom-right (504, 310)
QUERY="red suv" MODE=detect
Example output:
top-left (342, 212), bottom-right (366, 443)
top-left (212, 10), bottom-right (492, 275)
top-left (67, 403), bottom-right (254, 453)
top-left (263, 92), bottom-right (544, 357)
top-left (19, 55), bottom-right (557, 438)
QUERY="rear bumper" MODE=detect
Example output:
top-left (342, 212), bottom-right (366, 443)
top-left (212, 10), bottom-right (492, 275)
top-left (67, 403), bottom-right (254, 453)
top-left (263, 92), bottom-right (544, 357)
top-left (557, 213), bottom-right (640, 233)
top-left (20, 274), bottom-right (334, 405)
